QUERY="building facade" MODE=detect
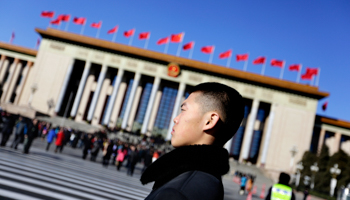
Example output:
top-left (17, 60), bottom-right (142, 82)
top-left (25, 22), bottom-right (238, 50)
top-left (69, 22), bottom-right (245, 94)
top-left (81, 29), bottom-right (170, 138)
top-left (1, 27), bottom-right (349, 178)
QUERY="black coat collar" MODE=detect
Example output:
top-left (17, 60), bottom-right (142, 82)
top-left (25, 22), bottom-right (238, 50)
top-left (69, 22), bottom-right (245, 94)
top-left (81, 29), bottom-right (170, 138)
top-left (140, 145), bottom-right (230, 189)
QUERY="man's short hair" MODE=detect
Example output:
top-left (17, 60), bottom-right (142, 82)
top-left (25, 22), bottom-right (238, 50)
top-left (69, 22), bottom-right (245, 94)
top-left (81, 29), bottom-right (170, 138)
top-left (190, 82), bottom-right (244, 146)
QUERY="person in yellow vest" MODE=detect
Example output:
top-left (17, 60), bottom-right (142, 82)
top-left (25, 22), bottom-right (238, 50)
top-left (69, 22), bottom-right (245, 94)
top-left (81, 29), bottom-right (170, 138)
top-left (265, 172), bottom-right (296, 200)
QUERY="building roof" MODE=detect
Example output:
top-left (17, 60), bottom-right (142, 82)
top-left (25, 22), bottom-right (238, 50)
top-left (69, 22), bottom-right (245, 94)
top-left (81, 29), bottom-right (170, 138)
top-left (35, 28), bottom-right (329, 99)
top-left (0, 41), bottom-right (37, 56)
top-left (316, 115), bottom-right (350, 129)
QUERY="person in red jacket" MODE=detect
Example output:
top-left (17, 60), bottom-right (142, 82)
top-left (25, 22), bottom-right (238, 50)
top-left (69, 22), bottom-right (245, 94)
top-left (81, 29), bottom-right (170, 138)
top-left (54, 127), bottom-right (65, 153)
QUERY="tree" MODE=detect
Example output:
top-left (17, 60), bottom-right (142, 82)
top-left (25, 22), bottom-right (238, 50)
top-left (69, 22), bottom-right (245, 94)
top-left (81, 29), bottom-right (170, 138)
top-left (329, 150), bottom-right (350, 190)
top-left (314, 145), bottom-right (330, 194)
top-left (298, 151), bottom-right (318, 190)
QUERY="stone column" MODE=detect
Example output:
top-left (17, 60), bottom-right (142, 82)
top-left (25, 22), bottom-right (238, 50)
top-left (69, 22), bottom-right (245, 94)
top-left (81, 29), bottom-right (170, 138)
top-left (317, 128), bottom-right (326, 155)
top-left (87, 64), bottom-right (108, 121)
top-left (108, 81), bottom-right (127, 128)
top-left (1, 58), bottom-right (19, 103)
top-left (54, 59), bottom-right (75, 113)
top-left (75, 75), bottom-right (95, 122)
top-left (4, 61), bottom-right (22, 102)
top-left (70, 61), bottom-right (91, 117)
top-left (103, 69), bottom-right (124, 125)
top-left (239, 99), bottom-right (259, 161)
top-left (91, 78), bottom-right (111, 125)
top-left (14, 62), bottom-right (33, 105)
top-left (141, 77), bottom-right (161, 134)
top-left (0, 55), bottom-right (6, 71)
top-left (166, 82), bottom-right (186, 140)
top-left (259, 103), bottom-right (276, 165)
top-left (121, 72), bottom-right (141, 130)
top-left (0, 59), bottom-right (9, 83)
top-left (333, 132), bottom-right (342, 154)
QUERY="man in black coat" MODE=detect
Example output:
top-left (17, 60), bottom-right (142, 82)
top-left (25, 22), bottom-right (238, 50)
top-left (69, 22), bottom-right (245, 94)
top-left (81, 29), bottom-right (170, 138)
top-left (140, 82), bottom-right (244, 200)
top-left (23, 118), bottom-right (39, 154)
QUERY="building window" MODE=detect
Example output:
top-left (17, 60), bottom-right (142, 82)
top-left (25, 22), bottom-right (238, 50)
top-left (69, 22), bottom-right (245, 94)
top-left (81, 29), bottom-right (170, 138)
top-left (153, 86), bottom-right (178, 136)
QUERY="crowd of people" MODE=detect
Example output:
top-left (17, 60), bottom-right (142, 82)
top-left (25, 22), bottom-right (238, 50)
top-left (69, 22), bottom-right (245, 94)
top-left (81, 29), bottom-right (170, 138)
top-left (0, 110), bottom-right (165, 177)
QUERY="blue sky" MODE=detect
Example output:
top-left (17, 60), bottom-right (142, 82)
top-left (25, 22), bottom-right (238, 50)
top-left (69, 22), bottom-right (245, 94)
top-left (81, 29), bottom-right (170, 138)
top-left (0, 0), bottom-right (349, 121)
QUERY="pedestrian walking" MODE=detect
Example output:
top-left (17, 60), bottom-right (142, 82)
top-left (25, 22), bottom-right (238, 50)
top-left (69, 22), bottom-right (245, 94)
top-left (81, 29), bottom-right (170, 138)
top-left (126, 145), bottom-right (138, 176)
top-left (46, 127), bottom-right (57, 151)
top-left (54, 127), bottom-right (65, 153)
top-left (23, 119), bottom-right (39, 154)
top-left (0, 112), bottom-right (16, 147)
top-left (11, 116), bottom-right (27, 150)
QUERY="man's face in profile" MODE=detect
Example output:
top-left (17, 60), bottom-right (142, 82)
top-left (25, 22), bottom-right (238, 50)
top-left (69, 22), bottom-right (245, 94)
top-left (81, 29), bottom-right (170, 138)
top-left (171, 92), bottom-right (207, 148)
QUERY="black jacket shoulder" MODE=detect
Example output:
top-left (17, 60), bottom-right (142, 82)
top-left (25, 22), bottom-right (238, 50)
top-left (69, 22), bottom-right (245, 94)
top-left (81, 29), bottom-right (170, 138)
top-left (145, 170), bottom-right (223, 200)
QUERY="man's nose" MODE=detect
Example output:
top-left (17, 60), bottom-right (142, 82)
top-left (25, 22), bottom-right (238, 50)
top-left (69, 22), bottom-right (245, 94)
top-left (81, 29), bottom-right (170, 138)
top-left (173, 115), bottom-right (179, 124)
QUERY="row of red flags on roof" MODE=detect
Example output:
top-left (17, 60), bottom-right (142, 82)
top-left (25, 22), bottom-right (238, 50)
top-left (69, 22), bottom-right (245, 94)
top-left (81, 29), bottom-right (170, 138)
top-left (40, 11), bottom-right (320, 82)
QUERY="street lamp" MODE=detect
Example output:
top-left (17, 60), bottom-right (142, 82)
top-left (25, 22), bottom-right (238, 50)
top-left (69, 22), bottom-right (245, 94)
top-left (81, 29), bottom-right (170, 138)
top-left (47, 98), bottom-right (55, 113)
top-left (310, 162), bottom-right (319, 189)
top-left (28, 83), bottom-right (38, 107)
top-left (295, 161), bottom-right (304, 187)
top-left (303, 175), bottom-right (311, 186)
top-left (290, 145), bottom-right (298, 172)
top-left (330, 163), bottom-right (341, 197)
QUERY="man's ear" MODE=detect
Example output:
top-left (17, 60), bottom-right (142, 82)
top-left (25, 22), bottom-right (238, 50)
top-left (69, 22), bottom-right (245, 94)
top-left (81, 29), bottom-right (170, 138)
top-left (203, 112), bottom-right (220, 131)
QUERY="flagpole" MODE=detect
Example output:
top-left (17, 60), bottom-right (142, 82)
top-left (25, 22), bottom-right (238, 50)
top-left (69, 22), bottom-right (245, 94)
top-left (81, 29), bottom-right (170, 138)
top-left (315, 68), bottom-right (320, 86)
top-left (65, 20), bottom-right (70, 32)
top-left (144, 33), bottom-right (150, 49)
top-left (96, 22), bottom-right (102, 38)
top-left (112, 30), bottom-right (118, 42)
top-left (209, 46), bottom-right (215, 63)
top-left (243, 52), bottom-right (249, 71)
top-left (279, 61), bottom-right (285, 79)
top-left (176, 32), bottom-right (185, 57)
top-left (129, 29), bottom-right (135, 46)
top-left (261, 63), bottom-right (266, 75)
top-left (164, 39), bottom-right (169, 54)
top-left (226, 50), bottom-right (232, 67)
top-left (80, 20), bottom-right (86, 35)
top-left (189, 42), bottom-right (195, 59)
top-left (297, 64), bottom-right (302, 83)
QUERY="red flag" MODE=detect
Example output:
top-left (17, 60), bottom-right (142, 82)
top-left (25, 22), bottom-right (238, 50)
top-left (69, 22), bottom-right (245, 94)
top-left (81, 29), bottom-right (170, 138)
top-left (171, 33), bottom-right (183, 43)
top-left (201, 46), bottom-right (214, 54)
top-left (157, 37), bottom-right (169, 45)
top-left (107, 26), bottom-right (118, 34)
top-left (322, 101), bottom-right (328, 111)
top-left (139, 32), bottom-right (150, 40)
top-left (301, 73), bottom-right (313, 80)
top-left (219, 49), bottom-right (232, 59)
top-left (124, 29), bottom-right (135, 37)
top-left (183, 41), bottom-right (194, 50)
top-left (270, 59), bottom-right (284, 67)
top-left (236, 54), bottom-right (249, 61)
top-left (91, 21), bottom-right (102, 28)
top-left (41, 11), bottom-right (54, 18)
top-left (289, 64), bottom-right (301, 71)
top-left (305, 67), bottom-right (318, 76)
top-left (50, 18), bottom-right (61, 25)
top-left (253, 56), bottom-right (266, 64)
top-left (73, 17), bottom-right (86, 25)
top-left (58, 14), bottom-right (70, 22)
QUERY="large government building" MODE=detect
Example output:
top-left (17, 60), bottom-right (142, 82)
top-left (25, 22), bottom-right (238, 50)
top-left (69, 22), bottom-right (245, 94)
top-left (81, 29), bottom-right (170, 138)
top-left (1, 28), bottom-right (349, 178)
